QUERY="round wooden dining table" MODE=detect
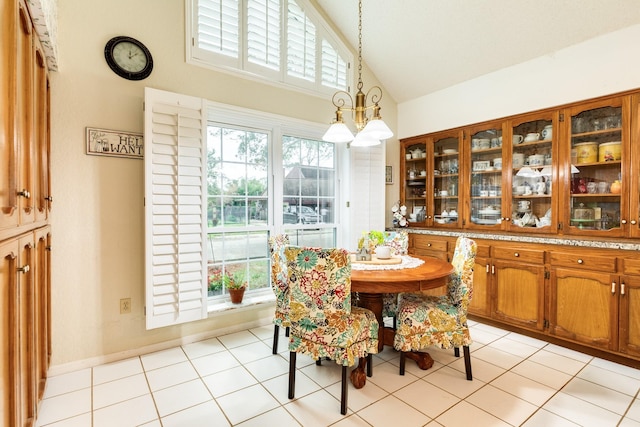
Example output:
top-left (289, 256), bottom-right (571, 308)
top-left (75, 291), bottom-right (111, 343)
top-left (348, 255), bottom-right (454, 388)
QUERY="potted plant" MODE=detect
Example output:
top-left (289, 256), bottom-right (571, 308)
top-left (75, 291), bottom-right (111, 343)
top-left (358, 230), bottom-right (385, 254)
top-left (226, 274), bottom-right (247, 304)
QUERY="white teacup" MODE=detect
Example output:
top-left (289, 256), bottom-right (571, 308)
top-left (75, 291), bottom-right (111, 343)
top-left (513, 134), bottom-right (524, 144)
top-left (513, 153), bottom-right (525, 168)
top-left (375, 246), bottom-right (391, 259)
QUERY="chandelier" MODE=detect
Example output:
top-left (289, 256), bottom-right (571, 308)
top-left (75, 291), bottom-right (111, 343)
top-left (321, 0), bottom-right (393, 147)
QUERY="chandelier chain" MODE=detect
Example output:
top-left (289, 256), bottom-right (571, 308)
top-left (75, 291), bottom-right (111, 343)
top-left (357, 0), bottom-right (363, 91)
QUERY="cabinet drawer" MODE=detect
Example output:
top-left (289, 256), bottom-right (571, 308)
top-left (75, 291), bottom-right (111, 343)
top-left (413, 236), bottom-right (447, 252)
top-left (550, 251), bottom-right (616, 272)
top-left (492, 246), bottom-right (544, 264)
top-left (621, 258), bottom-right (640, 275)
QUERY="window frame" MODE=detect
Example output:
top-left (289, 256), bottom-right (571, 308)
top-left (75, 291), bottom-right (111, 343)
top-left (186, 0), bottom-right (353, 98)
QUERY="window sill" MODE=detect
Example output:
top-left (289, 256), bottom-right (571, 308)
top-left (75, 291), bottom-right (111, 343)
top-left (207, 291), bottom-right (275, 316)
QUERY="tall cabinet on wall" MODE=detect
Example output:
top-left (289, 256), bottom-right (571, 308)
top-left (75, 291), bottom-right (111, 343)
top-left (1, 0), bottom-right (52, 425)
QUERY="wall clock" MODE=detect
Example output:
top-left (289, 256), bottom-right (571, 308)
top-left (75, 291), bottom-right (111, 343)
top-left (104, 36), bottom-right (153, 80)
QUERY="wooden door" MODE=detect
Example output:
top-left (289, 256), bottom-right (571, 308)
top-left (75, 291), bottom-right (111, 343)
top-left (629, 94), bottom-right (640, 238)
top-left (468, 245), bottom-right (490, 318)
top-left (619, 274), bottom-right (640, 357)
top-left (18, 233), bottom-right (35, 426)
top-left (1, 238), bottom-right (21, 426)
top-left (492, 259), bottom-right (545, 331)
top-left (549, 267), bottom-right (618, 351)
top-left (33, 227), bottom-right (50, 401)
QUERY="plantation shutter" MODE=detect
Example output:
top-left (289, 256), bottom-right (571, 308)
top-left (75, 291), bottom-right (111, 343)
top-left (247, 0), bottom-right (281, 70)
top-left (196, 0), bottom-right (240, 58)
top-left (348, 144), bottom-right (385, 250)
top-left (287, 0), bottom-right (316, 81)
top-left (321, 39), bottom-right (348, 91)
top-left (144, 87), bottom-right (208, 330)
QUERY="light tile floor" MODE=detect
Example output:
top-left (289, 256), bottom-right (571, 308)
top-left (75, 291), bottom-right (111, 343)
top-left (36, 320), bottom-right (640, 427)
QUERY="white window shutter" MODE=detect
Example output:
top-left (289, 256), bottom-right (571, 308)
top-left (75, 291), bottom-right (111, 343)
top-left (347, 144), bottom-right (386, 251)
top-left (144, 87), bottom-right (208, 330)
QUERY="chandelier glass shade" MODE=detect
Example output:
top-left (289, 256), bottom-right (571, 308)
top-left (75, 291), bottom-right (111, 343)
top-left (322, 0), bottom-right (393, 146)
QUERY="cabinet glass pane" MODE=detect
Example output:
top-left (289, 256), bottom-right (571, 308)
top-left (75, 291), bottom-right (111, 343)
top-left (470, 129), bottom-right (502, 226)
top-left (405, 142), bottom-right (427, 222)
top-left (433, 136), bottom-right (459, 225)
top-left (570, 106), bottom-right (622, 231)
top-left (511, 119), bottom-right (553, 229)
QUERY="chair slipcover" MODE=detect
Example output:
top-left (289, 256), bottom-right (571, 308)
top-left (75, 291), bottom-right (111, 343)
top-left (381, 231), bottom-right (409, 320)
top-left (286, 246), bottom-right (378, 414)
top-left (268, 234), bottom-right (290, 353)
top-left (393, 236), bottom-right (477, 379)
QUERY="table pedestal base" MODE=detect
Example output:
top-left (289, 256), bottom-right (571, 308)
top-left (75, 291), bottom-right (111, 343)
top-left (404, 351), bottom-right (434, 370)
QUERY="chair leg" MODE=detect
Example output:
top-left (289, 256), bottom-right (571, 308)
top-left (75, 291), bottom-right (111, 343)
top-left (366, 353), bottom-right (373, 377)
top-left (272, 325), bottom-right (280, 354)
top-left (316, 359), bottom-right (322, 366)
top-left (463, 345), bottom-right (472, 381)
top-left (285, 326), bottom-right (290, 337)
top-left (340, 365), bottom-right (348, 415)
top-left (392, 316), bottom-right (397, 330)
top-left (454, 347), bottom-right (460, 357)
top-left (288, 352), bottom-right (296, 399)
top-left (399, 352), bottom-right (406, 376)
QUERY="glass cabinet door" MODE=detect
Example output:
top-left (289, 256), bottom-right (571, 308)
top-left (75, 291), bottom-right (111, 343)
top-left (565, 98), bottom-right (627, 236)
top-left (630, 94), bottom-right (640, 238)
top-left (401, 139), bottom-right (427, 225)
top-left (509, 113), bottom-right (557, 232)
top-left (432, 132), bottom-right (461, 227)
top-left (468, 124), bottom-right (504, 228)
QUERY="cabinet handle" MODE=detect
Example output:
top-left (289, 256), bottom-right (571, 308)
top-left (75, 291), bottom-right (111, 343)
top-left (486, 264), bottom-right (489, 273)
top-left (17, 265), bottom-right (30, 274)
top-left (17, 189), bottom-right (31, 199)
top-left (514, 252), bottom-right (519, 257)
top-left (621, 219), bottom-right (628, 224)
top-left (621, 282), bottom-right (626, 295)
top-left (45, 195), bottom-right (53, 202)
top-left (631, 220), bottom-right (637, 225)
top-left (611, 282), bottom-right (616, 294)
top-left (577, 259), bottom-right (583, 264)
top-left (491, 265), bottom-right (495, 275)
top-left (427, 243), bottom-right (431, 247)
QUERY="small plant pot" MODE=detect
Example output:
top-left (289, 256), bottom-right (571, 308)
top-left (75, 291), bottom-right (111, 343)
top-left (229, 288), bottom-right (245, 304)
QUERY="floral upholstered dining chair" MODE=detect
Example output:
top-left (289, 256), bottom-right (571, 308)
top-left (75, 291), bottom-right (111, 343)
top-left (393, 236), bottom-right (477, 380)
top-left (268, 234), bottom-right (290, 354)
top-left (381, 230), bottom-right (409, 324)
top-left (285, 246), bottom-right (379, 415)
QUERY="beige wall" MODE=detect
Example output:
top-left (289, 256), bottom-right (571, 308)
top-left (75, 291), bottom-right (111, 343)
top-left (49, 0), bottom-right (398, 370)
top-left (398, 24), bottom-right (640, 138)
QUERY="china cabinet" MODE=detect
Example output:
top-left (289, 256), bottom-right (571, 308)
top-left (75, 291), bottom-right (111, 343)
top-left (432, 131), bottom-right (462, 228)
top-left (400, 137), bottom-right (427, 225)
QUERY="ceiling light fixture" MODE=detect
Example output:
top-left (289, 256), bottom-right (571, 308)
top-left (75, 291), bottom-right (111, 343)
top-left (321, 0), bottom-right (393, 146)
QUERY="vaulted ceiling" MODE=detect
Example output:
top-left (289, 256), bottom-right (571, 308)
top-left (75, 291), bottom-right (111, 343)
top-left (315, 0), bottom-right (640, 104)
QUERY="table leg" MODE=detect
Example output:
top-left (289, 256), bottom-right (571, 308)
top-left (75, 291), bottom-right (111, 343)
top-left (349, 357), bottom-right (367, 389)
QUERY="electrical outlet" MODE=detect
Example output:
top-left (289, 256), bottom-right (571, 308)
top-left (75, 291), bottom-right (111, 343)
top-left (120, 298), bottom-right (131, 314)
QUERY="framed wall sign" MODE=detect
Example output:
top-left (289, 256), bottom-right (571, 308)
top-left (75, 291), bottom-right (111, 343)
top-left (385, 165), bottom-right (393, 184)
top-left (86, 127), bottom-right (143, 159)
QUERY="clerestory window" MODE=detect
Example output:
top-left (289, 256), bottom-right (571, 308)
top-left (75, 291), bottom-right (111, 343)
top-left (187, 0), bottom-right (351, 96)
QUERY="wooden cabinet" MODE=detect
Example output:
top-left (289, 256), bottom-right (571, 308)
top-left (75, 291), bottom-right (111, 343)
top-left (468, 243), bottom-right (491, 317)
top-left (491, 247), bottom-right (546, 331)
top-left (400, 90), bottom-right (640, 240)
top-left (1, 0), bottom-right (51, 423)
top-left (0, 0), bottom-right (50, 236)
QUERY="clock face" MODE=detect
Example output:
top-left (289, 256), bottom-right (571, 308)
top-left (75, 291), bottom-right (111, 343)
top-left (104, 36), bottom-right (153, 80)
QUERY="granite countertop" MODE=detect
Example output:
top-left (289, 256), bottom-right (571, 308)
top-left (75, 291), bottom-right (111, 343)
top-left (399, 228), bottom-right (640, 251)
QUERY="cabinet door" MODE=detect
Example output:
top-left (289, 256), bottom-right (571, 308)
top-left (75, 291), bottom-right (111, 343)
top-left (0, 0), bottom-right (19, 231)
top-left (432, 131), bottom-right (462, 227)
top-left (401, 137), bottom-right (427, 226)
top-left (563, 96), bottom-right (630, 237)
top-left (1, 238), bottom-right (21, 426)
top-left (16, 0), bottom-right (35, 226)
top-left (33, 40), bottom-right (49, 223)
top-left (467, 122), bottom-right (505, 229)
top-left (33, 227), bottom-right (50, 401)
top-left (629, 94), bottom-right (640, 237)
top-left (550, 268), bottom-right (617, 351)
top-left (18, 234), bottom-right (36, 425)
top-left (468, 250), bottom-right (491, 318)
top-left (619, 274), bottom-right (640, 357)
top-left (507, 111), bottom-right (558, 233)
top-left (492, 259), bottom-right (545, 331)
